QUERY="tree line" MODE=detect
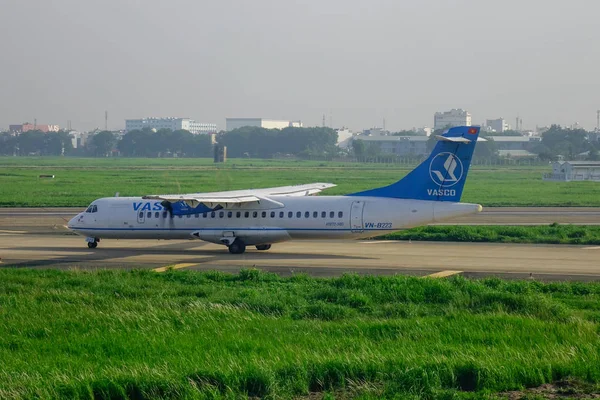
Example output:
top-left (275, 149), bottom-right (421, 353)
top-left (0, 126), bottom-right (340, 158)
top-left (216, 126), bottom-right (339, 158)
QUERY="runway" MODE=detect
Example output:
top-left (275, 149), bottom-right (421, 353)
top-left (1, 233), bottom-right (599, 281)
top-left (1, 207), bottom-right (599, 280)
top-left (1, 207), bottom-right (600, 234)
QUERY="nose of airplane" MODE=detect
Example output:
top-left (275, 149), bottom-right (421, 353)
top-left (68, 214), bottom-right (81, 229)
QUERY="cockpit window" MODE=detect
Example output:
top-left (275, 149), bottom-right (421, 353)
top-left (85, 205), bottom-right (98, 213)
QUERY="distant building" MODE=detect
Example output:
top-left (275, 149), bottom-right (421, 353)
top-left (544, 161), bottom-right (600, 182)
top-left (225, 118), bottom-right (303, 131)
top-left (485, 136), bottom-right (541, 152)
top-left (485, 118), bottom-right (510, 133)
top-left (9, 123), bottom-right (60, 133)
top-left (354, 135), bottom-right (429, 157)
top-left (335, 128), bottom-right (356, 150)
top-left (434, 109), bottom-right (471, 130)
top-left (125, 118), bottom-right (217, 134)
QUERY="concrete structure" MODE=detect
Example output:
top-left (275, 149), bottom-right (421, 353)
top-left (486, 118), bottom-right (510, 133)
top-left (485, 136), bottom-right (541, 152)
top-left (9, 123), bottom-right (60, 133)
top-left (225, 118), bottom-right (302, 131)
top-left (544, 161), bottom-right (600, 182)
top-left (497, 150), bottom-right (538, 159)
top-left (125, 118), bottom-right (217, 134)
top-left (335, 128), bottom-right (356, 150)
top-left (354, 135), bottom-right (429, 157)
top-left (433, 109), bottom-right (471, 130)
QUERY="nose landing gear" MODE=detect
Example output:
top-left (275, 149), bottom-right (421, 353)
top-left (86, 237), bottom-right (99, 249)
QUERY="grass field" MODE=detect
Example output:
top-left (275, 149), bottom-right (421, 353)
top-left (1, 157), bottom-right (599, 207)
top-left (1, 269), bottom-right (600, 399)
top-left (384, 224), bottom-right (600, 245)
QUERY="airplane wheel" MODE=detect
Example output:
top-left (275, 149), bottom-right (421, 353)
top-left (87, 241), bottom-right (98, 249)
top-left (255, 244), bottom-right (271, 251)
top-left (228, 239), bottom-right (246, 254)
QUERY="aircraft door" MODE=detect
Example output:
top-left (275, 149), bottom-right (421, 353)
top-left (350, 200), bottom-right (365, 233)
top-left (137, 210), bottom-right (145, 224)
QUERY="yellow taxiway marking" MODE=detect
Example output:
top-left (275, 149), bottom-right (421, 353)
top-left (153, 263), bottom-right (196, 273)
top-left (583, 246), bottom-right (600, 250)
top-left (359, 240), bottom-right (396, 244)
top-left (424, 270), bottom-right (463, 278)
top-left (0, 230), bottom-right (27, 234)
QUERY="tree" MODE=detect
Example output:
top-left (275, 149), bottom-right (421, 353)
top-left (17, 130), bottom-right (45, 155)
top-left (0, 133), bottom-right (18, 156)
top-left (43, 131), bottom-right (73, 155)
top-left (89, 131), bottom-right (116, 157)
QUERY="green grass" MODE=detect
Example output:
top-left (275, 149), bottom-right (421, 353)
top-left (0, 157), bottom-right (599, 207)
top-left (383, 224), bottom-right (600, 245)
top-left (1, 268), bottom-right (600, 399)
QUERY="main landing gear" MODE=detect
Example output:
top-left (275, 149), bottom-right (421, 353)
top-left (86, 237), bottom-right (99, 249)
top-left (228, 238), bottom-right (246, 254)
top-left (227, 239), bottom-right (273, 254)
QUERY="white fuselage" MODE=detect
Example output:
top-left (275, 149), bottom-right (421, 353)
top-left (68, 196), bottom-right (481, 246)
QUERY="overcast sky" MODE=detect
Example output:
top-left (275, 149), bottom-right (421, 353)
top-left (1, 0), bottom-right (599, 132)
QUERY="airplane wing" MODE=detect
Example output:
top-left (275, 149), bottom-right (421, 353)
top-left (142, 183), bottom-right (336, 211)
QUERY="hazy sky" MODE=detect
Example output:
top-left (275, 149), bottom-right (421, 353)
top-left (1, 0), bottom-right (599, 132)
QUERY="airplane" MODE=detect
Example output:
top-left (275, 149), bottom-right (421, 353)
top-left (68, 126), bottom-right (483, 254)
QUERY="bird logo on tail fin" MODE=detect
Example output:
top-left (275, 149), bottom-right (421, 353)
top-left (429, 153), bottom-right (464, 187)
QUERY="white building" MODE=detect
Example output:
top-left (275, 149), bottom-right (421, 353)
top-left (354, 135), bottom-right (429, 157)
top-left (434, 109), bottom-right (472, 130)
top-left (335, 128), bottom-right (356, 150)
top-left (486, 118), bottom-right (510, 133)
top-left (225, 118), bottom-right (303, 131)
top-left (544, 161), bottom-right (600, 182)
top-left (125, 118), bottom-right (217, 134)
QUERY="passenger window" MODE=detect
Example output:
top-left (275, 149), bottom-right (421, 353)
top-left (203, 213), bottom-right (207, 218)
top-left (219, 211), bottom-right (224, 218)
top-left (236, 211), bottom-right (241, 218)
top-left (178, 215), bottom-right (183, 219)
top-left (262, 211), bottom-right (267, 218)
top-left (270, 211), bottom-right (275, 218)
top-left (245, 211), bottom-right (250, 218)
top-left (211, 212), bottom-right (215, 218)
top-left (305, 211), bottom-right (310, 218)
top-left (338, 211), bottom-right (343, 218)
top-left (321, 211), bottom-right (326, 218)
top-left (288, 211), bottom-right (293, 218)
top-left (162, 211), bottom-right (167, 218)
top-left (195, 213), bottom-right (199, 218)
top-left (155, 212), bottom-right (159, 218)
top-left (227, 211), bottom-right (232, 218)
top-left (138, 211), bottom-right (143, 218)
top-left (313, 211), bottom-right (318, 218)
top-left (296, 211), bottom-right (301, 218)
top-left (330, 211), bottom-right (334, 218)
top-left (279, 212), bottom-right (284, 218)
top-left (253, 211), bottom-right (258, 218)
top-left (186, 214), bottom-right (191, 218)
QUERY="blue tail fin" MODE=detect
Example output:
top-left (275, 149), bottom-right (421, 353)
top-left (348, 126), bottom-right (480, 202)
